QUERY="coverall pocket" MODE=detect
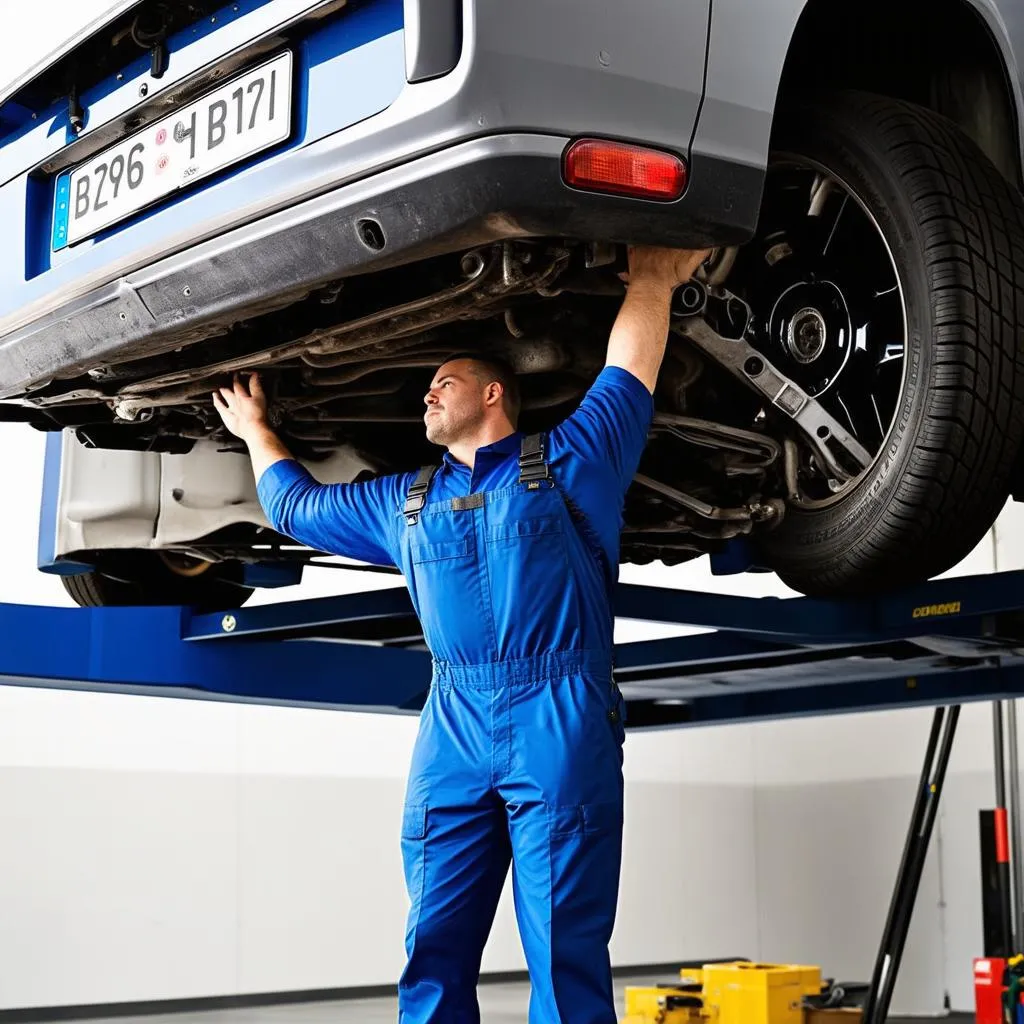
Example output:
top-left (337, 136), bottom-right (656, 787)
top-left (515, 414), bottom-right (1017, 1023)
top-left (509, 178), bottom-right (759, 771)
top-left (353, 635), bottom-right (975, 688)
top-left (410, 538), bottom-right (473, 563)
top-left (486, 514), bottom-right (573, 651)
top-left (548, 804), bottom-right (585, 838)
top-left (407, 535), bottom-right (481, 655)
top-left (548, 801), bottom-right (622, 837)
top-left (401, 803), bottom-right (428, 906)
top-left (402, 802), bottom-right (428, 840)
top-left (488, 514), bottom-right (562, 545)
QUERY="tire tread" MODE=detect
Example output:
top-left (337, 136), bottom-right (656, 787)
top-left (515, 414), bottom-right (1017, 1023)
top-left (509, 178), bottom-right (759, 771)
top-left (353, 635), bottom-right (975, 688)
top-left (767, 90), bottom-right (1024, 594)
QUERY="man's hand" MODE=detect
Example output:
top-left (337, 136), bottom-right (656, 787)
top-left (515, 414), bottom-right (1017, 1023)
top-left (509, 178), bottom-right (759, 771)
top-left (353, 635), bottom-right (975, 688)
top-left (621, 245), bottom-right (711, 292)
top-left (606, 244), bottom-right (713, 393)
top-left (212, 373), bottom-right (294, 481)
top-left (213, 373), bottom-right (270, 442)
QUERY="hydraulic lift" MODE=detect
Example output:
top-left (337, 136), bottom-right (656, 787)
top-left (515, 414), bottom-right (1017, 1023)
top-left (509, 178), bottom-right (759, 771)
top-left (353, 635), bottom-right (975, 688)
top-left (4, 565), bottom-right (1024, 1021)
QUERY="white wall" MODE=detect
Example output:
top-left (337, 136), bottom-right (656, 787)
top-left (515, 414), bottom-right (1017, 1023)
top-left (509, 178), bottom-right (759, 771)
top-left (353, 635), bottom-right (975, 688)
top-left (3, 418), bottom-right (1022, 1014)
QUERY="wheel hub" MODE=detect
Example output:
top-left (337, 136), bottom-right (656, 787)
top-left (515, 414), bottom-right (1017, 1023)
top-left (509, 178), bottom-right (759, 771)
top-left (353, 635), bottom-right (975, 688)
top-left (768, 281), bottom-right (852, 397)
top-left (787, 307), bottom-right (827, 364)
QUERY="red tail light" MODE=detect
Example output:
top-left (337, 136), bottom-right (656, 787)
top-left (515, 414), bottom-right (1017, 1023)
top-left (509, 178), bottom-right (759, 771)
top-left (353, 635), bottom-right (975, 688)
top-left (563, 139), bottom-right (687, 200)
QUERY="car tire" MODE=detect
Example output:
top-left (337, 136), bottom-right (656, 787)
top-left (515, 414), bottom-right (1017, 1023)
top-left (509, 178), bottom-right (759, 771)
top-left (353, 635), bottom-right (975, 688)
top-left (61, 552), bottom-right (253, 612)
top-left (754, 90), bottom-right (1024, 596)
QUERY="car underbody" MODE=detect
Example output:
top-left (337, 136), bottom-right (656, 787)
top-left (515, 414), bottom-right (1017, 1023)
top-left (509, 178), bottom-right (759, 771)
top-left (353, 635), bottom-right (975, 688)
top-left (14, 185), bottom-right (891, 577)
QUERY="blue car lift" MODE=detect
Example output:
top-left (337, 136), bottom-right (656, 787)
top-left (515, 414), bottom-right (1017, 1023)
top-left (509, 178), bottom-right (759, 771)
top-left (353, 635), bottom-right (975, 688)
top-left (4, 566), bottom-right (1024, 1021)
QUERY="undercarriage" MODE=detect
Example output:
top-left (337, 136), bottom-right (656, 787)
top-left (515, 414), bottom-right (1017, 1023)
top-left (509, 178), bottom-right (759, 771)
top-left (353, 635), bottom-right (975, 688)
top-left (16, 235), bottom-right (879, 573)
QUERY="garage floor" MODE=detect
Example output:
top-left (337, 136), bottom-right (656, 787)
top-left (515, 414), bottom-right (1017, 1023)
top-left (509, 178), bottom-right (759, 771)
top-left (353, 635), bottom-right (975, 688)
top-left (35, 974), bottom-right (972, 1024)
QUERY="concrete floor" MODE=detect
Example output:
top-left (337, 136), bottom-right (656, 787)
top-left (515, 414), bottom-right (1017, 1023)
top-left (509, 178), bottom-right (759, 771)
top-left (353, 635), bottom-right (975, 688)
top-left (48, 975), bottom-right (657, 1024)
top-left (52, 974), bottom-right (970, 1024)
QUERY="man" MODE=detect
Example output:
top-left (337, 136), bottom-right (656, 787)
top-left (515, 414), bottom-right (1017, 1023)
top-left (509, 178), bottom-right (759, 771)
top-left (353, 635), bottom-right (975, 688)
top-left (213, 244), bottom-right (709, 1023)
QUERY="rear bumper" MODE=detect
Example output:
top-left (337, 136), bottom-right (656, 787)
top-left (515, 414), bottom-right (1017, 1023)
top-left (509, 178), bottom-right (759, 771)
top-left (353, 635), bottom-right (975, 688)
top-left (0, 132), bottom-right (761, 399)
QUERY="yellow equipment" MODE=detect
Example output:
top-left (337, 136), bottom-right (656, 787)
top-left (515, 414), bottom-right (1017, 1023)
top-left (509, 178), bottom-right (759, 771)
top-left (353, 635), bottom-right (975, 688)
top-left (702, 961), bottom-right (823, 1024)
top-left (622, 984), bottom-right (703, 1023)
top-left (677, 963), bottom-right (736, 986)
top-left (622, 960), bottom-right (825, 1024)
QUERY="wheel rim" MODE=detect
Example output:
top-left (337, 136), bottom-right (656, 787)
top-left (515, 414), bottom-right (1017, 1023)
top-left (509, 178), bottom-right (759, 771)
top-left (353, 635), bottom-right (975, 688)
top-left (158, 551), bottom-right (213, 578)
top-left (731, 159), bottom-right (909, 507)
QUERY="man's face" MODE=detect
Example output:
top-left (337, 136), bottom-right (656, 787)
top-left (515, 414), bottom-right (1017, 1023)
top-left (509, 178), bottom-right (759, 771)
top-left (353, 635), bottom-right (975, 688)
top-left (423, 359), bottom-right (489, 446)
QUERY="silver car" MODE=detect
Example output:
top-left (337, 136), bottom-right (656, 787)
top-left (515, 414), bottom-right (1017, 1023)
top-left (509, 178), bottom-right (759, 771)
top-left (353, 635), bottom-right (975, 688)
top-left (2, 0), bottom-right (1023, 608)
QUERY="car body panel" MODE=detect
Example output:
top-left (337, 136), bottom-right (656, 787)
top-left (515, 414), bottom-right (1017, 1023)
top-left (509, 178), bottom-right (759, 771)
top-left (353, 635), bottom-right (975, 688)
top-left (38, 430), bottom-right (378, 570)
top-left (969, 0), bottom-right (1024, 152)
top-left (0, 1), bottom-right (353, 188)
top-left (0, 0), bottom-right (721, 402)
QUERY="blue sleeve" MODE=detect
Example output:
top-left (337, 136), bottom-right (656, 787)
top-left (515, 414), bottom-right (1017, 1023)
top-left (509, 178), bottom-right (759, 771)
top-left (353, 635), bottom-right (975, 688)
top-left (552, 365), bottom-right (655, 490)
top-left (256, 459), bottom-right (406, 566)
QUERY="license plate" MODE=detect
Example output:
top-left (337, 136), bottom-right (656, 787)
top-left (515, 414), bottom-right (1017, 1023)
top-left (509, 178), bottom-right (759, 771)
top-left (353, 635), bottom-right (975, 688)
top-left (53, 50), bottom-right (293, 249)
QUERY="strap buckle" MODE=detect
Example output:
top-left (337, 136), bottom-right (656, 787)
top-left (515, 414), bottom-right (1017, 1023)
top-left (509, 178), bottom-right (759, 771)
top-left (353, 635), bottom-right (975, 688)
top-left (519, 433), bottom-right (551, 488)
top-left (404, 465), bottom-right (437, 525)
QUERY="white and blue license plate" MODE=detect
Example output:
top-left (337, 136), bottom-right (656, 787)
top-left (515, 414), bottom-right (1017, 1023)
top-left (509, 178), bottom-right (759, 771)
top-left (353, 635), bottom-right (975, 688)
top-left (53, 50), bottom-right (293, 249)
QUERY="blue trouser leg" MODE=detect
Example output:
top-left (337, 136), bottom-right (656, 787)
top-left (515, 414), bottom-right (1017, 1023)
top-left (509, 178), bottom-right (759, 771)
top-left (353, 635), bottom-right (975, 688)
top-left (397, 686), bottom-right (511, 1023)
top-left (503, 671), bottom-right (626, 1024)
top-left (398, 664), bottom-right (625, 1024)
top-left (507, 796), bottom-right (623, 1023)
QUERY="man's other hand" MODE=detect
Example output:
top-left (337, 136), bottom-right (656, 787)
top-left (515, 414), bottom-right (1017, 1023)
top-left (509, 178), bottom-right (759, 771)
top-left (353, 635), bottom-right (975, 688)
top-left (213, 373), bottom-right (270, 442)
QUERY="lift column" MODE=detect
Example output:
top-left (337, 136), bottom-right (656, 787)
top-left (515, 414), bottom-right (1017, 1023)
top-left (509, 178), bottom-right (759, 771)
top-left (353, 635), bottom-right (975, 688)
top-left (861, 705), bottom-right (960, 1024)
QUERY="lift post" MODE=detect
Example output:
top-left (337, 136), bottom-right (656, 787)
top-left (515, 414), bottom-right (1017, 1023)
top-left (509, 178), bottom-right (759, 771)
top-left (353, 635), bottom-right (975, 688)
top-left (862, 704), bottom-right (960, 1024)
top-left (5, 565), bottom-right (1024, 1015)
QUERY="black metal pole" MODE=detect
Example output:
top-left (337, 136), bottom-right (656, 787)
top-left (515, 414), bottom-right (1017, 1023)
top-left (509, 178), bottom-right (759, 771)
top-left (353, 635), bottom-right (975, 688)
top-left (994, 702), bottom-right (1014, 956)
top-left (1007, 701), bottom-right (1023, 952)
top-left (996, 701), bottom-right (1008, 806)
top-left (862, 705), bottom-right (960, 1024)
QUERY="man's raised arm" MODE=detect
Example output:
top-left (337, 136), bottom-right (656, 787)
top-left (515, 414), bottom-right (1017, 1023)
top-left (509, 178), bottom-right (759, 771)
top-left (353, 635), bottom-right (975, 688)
top-left (605, 245), bottom-right (711, 393)
top-left (550, 245), bottom-right (712, 496)
top-left (213, 373), bottom-right (400, 567)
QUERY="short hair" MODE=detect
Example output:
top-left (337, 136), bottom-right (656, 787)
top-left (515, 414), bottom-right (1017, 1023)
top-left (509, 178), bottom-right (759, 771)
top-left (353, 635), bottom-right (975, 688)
top-left (441, 352), bottom-right (522, 423)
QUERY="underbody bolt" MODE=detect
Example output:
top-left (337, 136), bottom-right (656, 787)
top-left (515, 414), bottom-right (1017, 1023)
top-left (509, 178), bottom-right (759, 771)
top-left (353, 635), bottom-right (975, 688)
top-left (460, 251), bottom-right (485, 277)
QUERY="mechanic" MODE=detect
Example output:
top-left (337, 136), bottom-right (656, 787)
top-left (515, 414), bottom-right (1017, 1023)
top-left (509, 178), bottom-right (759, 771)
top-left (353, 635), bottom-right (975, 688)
top-left (212, 244), bottom-right (710, 1024)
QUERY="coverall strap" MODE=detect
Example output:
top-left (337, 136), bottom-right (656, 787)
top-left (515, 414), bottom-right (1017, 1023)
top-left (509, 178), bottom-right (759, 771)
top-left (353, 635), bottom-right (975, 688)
top-left (404, 464), bottom-right (438, 525)
top-left (518, 433), bottom-right (551, 487)
top-left (520, 433), bottom-right (615, 593)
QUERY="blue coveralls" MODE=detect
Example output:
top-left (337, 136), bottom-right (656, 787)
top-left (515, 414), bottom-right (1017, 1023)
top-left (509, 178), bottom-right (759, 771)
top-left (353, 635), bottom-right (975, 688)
top-left (257, 365), bottom-right (654, 1023)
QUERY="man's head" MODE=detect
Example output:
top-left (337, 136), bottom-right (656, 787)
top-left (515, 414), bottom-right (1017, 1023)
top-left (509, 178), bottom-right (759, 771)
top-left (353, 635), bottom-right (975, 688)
top-left (423, 353), bottom-right (521, 447)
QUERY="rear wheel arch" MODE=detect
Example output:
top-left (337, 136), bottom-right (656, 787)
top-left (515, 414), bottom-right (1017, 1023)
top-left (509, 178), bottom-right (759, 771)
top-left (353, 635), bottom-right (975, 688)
top-left (773, 0), bottom-right (1024, 188)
